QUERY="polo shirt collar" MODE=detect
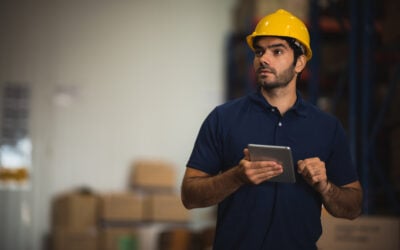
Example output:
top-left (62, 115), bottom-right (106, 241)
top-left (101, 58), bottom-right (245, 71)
top-left (249, 89), bottom-right (308, 117)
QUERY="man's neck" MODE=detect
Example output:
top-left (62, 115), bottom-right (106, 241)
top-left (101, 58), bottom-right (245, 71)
top-left (261, 84), bottom-right (297, 115)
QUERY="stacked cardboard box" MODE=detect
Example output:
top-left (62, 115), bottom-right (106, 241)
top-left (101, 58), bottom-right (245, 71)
top-left (129, 159), bottom-right (190, 249)
top-left (129, 159), bottom-right (176, 191)
top-left (98, 192), bottom-right (144, 223)
top-left (97, 192), bottom-right (143, 249)
top-left (129, 159), bottom-right (189, 223)
top-left (143, 193), bottom-right (189, 222)
top-left (317, 211), bottom-right (400, 250)
top-left (157, 226), bottom-right (216, 250)
top-left (158, 228), bottom-right (198, 250)
top-left (198, 226), bottom-right (216, 250)
top-left (49, 160), bottom-right (191, 249)
top-left (50, 190), bottom-right (99, 250)
top-left (52, 228), bottom-right (97, 250)
top-left (98, 227), bottom-right (138, 250)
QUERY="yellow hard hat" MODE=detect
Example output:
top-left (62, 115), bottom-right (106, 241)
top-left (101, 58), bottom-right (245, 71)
top-left (246, 9), bottom-right (312, 61)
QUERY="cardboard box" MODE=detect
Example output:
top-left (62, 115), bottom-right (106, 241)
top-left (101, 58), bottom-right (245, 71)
top-left (99, 192), bottom-right (144, 222)
top-left (51, 191), bottom-right (98, 230)
top-left (158, 228), bottom-right (194, 250)
top-left (98, 227), bottom-right (139, 250)
top-left (317, 214), bottom-right (400, 250)
top-left (199, 226), bottom-right (216, 249)
top-left (144, 193), bottom-right (189, 222)
top-left (52, 228), bottom-right (97, 250)
top-left (130, 160), bottom-right (176, 190)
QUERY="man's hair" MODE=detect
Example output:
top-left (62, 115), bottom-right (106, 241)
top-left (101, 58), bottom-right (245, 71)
top-left (280, 37), bottom-right (305, 66)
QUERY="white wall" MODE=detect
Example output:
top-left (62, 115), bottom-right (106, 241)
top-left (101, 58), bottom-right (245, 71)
top-left (0, 0), bottom-right (236, 249)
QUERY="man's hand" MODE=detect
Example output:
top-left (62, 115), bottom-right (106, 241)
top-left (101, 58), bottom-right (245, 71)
top-left (297, 157), bottom-right (363, 219)
top-left (297, 157), bottom-right (329, 194)
top-left (237, 148), bottom-right (283, 185)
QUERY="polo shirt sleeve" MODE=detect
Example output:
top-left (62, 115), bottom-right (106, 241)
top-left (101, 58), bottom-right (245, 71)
top-left (326, 120), bottom-right (359, 186)
top-left (186, 108), bottom-right (223, 175)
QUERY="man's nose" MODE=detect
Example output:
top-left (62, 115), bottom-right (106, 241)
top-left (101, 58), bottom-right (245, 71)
top-left (259, 52), bottom-right (271, 66)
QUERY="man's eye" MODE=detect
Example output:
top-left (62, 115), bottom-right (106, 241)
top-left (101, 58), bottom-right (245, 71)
top-left (273, 49), bottom-right (283, 55)
top-left (254, 50), bottom-right (264, 57)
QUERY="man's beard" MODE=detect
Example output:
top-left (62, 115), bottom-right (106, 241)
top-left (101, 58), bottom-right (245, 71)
top-left (257, 64), bottom-right (296, 91)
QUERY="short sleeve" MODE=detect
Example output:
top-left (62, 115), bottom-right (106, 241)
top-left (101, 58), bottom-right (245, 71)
top-left (186, 108), bottom-right (223, 175)
top-left (326, 120), bottom-right (359, 186)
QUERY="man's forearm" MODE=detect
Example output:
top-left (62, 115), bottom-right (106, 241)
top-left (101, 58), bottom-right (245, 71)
top-left (181, 166), bottom-right (244, 209)
top-left (321, 181), bottom-right (363, 219)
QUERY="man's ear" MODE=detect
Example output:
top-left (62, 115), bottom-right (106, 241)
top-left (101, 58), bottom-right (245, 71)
top-left (295, 55), bottom-right (307, 73)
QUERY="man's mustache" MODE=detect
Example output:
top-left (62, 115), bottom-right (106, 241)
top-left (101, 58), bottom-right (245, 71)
top-left (257, 65), bottom-right (276, 75)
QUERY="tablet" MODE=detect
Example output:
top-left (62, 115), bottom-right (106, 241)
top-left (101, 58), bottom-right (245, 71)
top-left (248, 144), bottom-right (296, 183)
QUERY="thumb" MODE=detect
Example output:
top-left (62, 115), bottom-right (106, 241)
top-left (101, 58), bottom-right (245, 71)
top-left (243, 148), bottom-right (251, 161)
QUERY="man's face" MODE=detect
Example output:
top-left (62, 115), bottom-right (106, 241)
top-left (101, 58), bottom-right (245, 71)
top-left (253, 37), bottom-right (297, 91)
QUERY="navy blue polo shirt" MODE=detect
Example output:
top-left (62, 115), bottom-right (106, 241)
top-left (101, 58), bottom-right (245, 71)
top-left (187, 90), bottom-right (358, 250)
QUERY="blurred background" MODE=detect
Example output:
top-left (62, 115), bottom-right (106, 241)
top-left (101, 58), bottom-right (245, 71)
top-left (0, 0), bottom-right (399, 249)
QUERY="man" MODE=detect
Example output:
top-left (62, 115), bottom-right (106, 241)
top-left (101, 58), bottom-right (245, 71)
top-left (181, 9), bottom-right (362, 250)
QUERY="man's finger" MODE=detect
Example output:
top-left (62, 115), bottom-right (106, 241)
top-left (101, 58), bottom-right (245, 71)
top-left (297, 160), bottom-right (306, 173)
top-left (243, 148), bottom-right (251, 161)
